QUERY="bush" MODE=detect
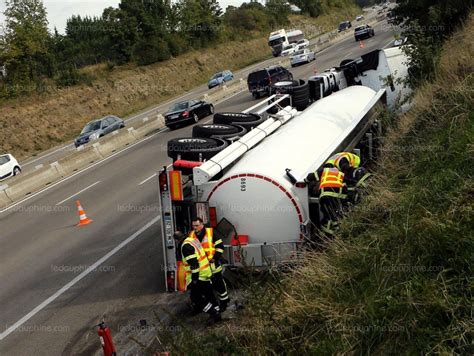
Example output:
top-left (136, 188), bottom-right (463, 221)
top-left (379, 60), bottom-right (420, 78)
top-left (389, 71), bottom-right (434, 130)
top-left (133, 38), bottom-right (171, 66)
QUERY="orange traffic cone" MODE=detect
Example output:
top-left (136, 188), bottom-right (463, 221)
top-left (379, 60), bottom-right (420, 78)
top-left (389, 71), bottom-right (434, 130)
top-left (76, 200), bottom-right (93, 226)
top-left (359, 41), bottom-right (365, 49)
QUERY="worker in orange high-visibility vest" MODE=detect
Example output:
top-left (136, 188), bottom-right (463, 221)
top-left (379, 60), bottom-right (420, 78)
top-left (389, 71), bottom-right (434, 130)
top-left (190, 217), bottom-right (230, 312)
top-left (317, 167), bottom-right (348, 234)
top-left (173, 231), bottom-right (221, 323)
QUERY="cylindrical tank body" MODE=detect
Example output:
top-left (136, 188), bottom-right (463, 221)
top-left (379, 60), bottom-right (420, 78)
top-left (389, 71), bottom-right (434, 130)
top-left (203, 86), bottom-right (378, 244)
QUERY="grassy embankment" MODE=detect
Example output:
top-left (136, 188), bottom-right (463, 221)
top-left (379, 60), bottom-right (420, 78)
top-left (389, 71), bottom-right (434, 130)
top-left (0, 3), bottom-right (359, 159)
top-left (152, 13), bottom-right (474, 355)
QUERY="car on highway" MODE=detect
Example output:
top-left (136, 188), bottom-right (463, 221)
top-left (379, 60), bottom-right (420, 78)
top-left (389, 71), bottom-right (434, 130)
top-left (338, 21), bottom-right (352, 32)
top-left (247, 65), bottom-right (293, 99)
top-left (354, 24), bottom-right (375, 41)
top-left (295, 39), bottom-right (310, 50)
top-left (0, 153), bottom-right (21, 181)
top-left (164, 99), bottom-right (214, 130)
top-left (207, 70), bottom-right (233, 89)
top-left (356, 15), bottom-right (364, 21)
top-left (281, 43), bottom-right (297, 56)
top-left (74, 115), bottom-right (125, 147)
top-left (290, 48), bottom-right (316, 67)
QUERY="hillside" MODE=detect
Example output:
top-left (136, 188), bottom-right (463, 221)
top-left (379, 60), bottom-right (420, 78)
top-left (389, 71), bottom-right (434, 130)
top-left (0, 5), bottom-right (359, 159)
top-left (152, 12), bottom-right (474, 355)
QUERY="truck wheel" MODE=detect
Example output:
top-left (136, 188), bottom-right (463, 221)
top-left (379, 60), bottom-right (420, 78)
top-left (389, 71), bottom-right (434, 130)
top-left (167, 137), bottom-right (228, 161)
top-left (252, 92), bottom-right (260, 99)
top-left (214, 112), bottom-right (260, 124)
top-left (269, 79), bottom-right (309, 111)
top-left (192, 124), bottom-right (247, 139)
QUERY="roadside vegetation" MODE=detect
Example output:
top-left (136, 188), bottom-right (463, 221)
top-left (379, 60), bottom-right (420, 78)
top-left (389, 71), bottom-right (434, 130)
top-left (149, 6), bottom-right (474, 356)
top-left (0, 0), bottom-right (358, 158)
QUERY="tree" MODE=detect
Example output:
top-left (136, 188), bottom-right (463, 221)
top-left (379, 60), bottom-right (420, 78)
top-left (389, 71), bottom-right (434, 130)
top-left (176, 0), bottom-right (223, 48)
top-left (0, 0), bottom-right (55, 96)
top-left (393, 0), bottom-right (473, 85)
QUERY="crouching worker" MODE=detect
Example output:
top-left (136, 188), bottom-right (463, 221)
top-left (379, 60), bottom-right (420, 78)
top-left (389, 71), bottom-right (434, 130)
top-left (306, 167), bottom-right (348, 235)
top-left (190, 217), bottom-right (230, 312)
top-left (173, 231), bottom-right (222, 323)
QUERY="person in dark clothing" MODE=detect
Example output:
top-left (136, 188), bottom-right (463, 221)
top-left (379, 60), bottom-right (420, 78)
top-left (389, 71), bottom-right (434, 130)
top-left (190, 217), bottom-right (230, 312)
top-left (173, 231), bottom-right (221, 323)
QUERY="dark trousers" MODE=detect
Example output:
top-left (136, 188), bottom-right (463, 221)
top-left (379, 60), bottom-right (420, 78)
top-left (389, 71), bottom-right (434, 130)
top-left (190, 280), bottom-right (219, 314)
top-left (211, 270), bottom-right (229, 302)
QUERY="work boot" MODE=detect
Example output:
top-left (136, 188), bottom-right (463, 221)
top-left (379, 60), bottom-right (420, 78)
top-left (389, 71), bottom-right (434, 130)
top-left (219, 299), bottom-right (230, 313)
top-left (207, 307), bottom-right (222, 324)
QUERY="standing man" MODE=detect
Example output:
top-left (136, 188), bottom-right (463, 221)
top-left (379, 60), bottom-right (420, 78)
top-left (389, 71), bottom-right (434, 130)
top-left (173, 231), bottom-right (221, 323)
top-left (190, 217), bottom-right (230, 312)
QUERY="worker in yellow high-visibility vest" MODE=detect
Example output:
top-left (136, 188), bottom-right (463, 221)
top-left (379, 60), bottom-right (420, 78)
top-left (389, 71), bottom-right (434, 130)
top-left (190, 217), bottom-right (230, 312)
top-left (173, 231), bottom-right (221, 323)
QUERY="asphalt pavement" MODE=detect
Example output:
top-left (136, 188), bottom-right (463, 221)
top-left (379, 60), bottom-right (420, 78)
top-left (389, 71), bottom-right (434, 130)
top-left (0, 18), bottom-right (397, 355)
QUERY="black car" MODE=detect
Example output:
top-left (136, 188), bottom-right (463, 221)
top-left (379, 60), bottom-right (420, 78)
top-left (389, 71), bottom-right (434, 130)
top-left (338, 21), bottom-right (352, 32)
top-left (74, 115), bottom-right (125, 147)
top-left (247, 65), bottom-right (293, 99)
top-left (354, 25), bottom-right (375, 41)
top-left (164, 100), bottom-right (214, 130)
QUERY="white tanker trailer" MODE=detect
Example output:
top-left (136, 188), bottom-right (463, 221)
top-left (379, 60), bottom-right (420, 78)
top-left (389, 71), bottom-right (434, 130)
top-left (158, 47), bottom-right (410, 290)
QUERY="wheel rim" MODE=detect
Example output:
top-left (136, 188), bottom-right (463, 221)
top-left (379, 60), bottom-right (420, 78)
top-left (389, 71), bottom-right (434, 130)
top-left (209, 106), bottom-right (214, 114)
top-left (13, 168), bottom-right (20, 175)
top-left (194, 114), bottom-right (199, 123)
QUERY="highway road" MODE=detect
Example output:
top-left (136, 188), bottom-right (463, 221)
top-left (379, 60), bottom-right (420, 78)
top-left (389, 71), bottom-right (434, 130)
top-left (0, 18), bottom-right (396, 355)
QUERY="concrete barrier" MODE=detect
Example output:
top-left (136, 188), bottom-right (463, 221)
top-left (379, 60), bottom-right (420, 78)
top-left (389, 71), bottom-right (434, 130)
top-left (4, 164), bottom-right (61, 201)
top-left (130, 117), bottom-right (165, 139)
top-left (0, 186), bottom-right (12, 209)
top-left (56, 146), bottom-right (103, 176)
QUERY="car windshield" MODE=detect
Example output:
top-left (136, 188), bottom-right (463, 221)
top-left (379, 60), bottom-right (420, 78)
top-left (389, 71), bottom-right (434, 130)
top-left (283, 45), bottom-right (293, 51)
top-left (169, 102), bottom-right (189, 111)
top-left (294, 50), bottom-right (305, 56)
top-left (81, 121), bottom-right (101, 134)
top-left (248, 70), bottom-right (267, 82)
top-left (355, 26), bottom-right (366, 31)
top-left (211, 73), bottom-right (223, 80)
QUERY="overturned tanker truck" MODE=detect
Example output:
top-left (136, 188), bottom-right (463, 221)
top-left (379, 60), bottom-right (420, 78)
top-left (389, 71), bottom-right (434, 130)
top-left (158, 47), bottom-right (411, 291)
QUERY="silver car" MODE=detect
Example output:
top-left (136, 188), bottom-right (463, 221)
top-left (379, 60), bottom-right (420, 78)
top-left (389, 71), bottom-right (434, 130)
top-left (74, 115), bottom-right (125, 147)
top-left (290, 49), bottom-right (316, 67)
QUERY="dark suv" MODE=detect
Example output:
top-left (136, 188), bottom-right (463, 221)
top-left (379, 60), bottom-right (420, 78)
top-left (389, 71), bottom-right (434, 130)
top-left (247, 66), bottom-right (293, 99)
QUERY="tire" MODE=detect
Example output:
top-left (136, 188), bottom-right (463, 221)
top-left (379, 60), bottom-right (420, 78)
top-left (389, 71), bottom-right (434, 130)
top-left (288, 73), bottom-right (294, 81)
top-left (167, 137), bottom-right (228, 161)
top-left (269, 79), bottom-right (309, 111)
top-left (13, 166), bottom-right (21, 176)
top-left (213, 112), bottom-right (264, 131)
top-left (252, 92), bottom-right (260, 99)
top-left (193, 113), bottom-right (199, 123)
top-left (167, 124), bottom-right (178, 130)
top-left (192, 124), bottom-right (246, 139)
top-left (208, 105), bottom-right (214, 115)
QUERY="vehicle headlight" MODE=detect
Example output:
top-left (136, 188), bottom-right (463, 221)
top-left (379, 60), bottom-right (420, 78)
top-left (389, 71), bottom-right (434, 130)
top-left (89, 132), bottom-right (100, 140)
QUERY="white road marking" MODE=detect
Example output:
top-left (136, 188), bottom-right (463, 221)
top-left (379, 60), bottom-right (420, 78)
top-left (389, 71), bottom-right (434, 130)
top-left (0, 130), bottom-right (163, 215)
top-left (55, 181), bottom-right (101, 205)
top-left (22, 144), bottom-right (74, 167)
top-left (138, 173), bottom-right (157, 186)
top-left (0, 215), bottom-right (160, 341)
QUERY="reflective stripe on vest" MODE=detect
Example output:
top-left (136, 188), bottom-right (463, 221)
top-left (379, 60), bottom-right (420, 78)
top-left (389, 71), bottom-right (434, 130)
top-left (182, 237), bottom-right (212, 284)
top-left (191, 228), bottom-right (215, 261)
top-left (319, 168), bottom-right (344, 189)
top-left (326, 152), bottom-right (361, 170)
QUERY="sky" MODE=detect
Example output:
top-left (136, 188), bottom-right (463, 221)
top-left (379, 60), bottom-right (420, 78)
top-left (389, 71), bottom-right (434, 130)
top-left (0, 0), bottom-right (248, 34)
